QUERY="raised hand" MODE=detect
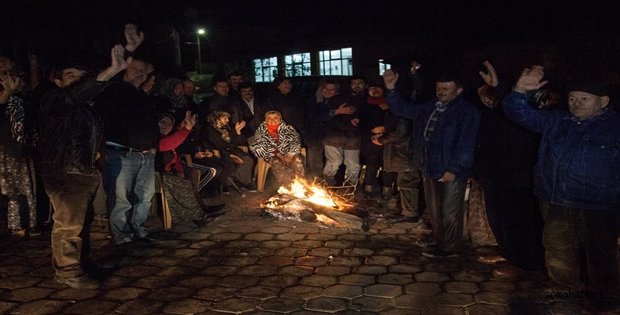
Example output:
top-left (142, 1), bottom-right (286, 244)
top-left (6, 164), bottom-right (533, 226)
top-left (334, 103), bottom-right (355, 115)
top-left (514, 65), bottom-right (548, 94)
top-left (478, 60), bottom-right (499, 87)
top-left (383, 69), bottom-right (399, 90)
top-left (235, 120), bottom-right (246, 135)
top-left (350, 118), bottom-right (360, 126)
top-left (0, 72), bottom-right (21, 94)
top-left (181, 111), bottom-right (197, 130)
top-left (124, 24), bottom-right (144, 52)
top-left (97, 45), bottom-right (129, 81)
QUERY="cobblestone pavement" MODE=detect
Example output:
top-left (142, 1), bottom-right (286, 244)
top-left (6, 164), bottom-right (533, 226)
top-left (1, 190), bottom-right (619, 315)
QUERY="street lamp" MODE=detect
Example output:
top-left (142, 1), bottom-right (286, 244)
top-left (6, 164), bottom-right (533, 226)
top-left (196, 28), bottom-right (206, 74)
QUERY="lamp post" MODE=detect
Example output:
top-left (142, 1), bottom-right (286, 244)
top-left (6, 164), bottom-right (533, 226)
top-left (196, 28), bottom-right (206, 74)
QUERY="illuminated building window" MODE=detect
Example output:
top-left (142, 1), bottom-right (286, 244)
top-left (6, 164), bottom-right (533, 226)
top-left (284, 52), bottom-right (312, 77)
top-left (379, 59), bottom-right (391, 75)
top-left (254, 57), bottom-right (278, 82)
top-left (319, 47), bottom-right (352, 76)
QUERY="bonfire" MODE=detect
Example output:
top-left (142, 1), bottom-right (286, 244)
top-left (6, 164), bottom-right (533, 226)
top-left (260, 177), bottom-right (367, 230)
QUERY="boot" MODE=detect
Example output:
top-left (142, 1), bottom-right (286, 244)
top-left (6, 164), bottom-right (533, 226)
top-left (364, 185), bottom-right (374, 195)
top-left (381, 186), bottom-right (392, 200)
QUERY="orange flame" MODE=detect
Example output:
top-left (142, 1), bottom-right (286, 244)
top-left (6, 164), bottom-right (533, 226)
top-left (277, 177), bottom-right (338, 208)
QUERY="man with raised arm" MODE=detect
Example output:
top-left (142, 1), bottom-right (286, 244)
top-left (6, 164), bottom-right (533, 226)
top-left (383, 69), bottom-right (480, 258)
top-left (502, 66), bottom-right (620, 311)
top-left (38, 42), bottom-right (130, 289)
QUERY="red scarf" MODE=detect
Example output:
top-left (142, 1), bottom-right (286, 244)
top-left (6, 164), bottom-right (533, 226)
top-left (367, 96), bottom-right (386, 105)
top-left (266, 124), bottom-right (279, 139)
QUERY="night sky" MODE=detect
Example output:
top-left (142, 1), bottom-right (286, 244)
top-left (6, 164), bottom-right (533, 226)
top-left (1, 0), bottom-right (619, 74)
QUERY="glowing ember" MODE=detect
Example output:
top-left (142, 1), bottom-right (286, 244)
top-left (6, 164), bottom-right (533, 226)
top-left (277, 177), bottom-right (339, 209)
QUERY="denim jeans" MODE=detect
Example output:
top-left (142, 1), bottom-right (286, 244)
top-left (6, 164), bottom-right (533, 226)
top-left (323, 145), bottom-right (360, 184)
top-left (423, 177), bottom-right (466, 252)
top-left (41, 171), bottom-right (99, 277)
top-left (103, 151), bottom-right (156, 244)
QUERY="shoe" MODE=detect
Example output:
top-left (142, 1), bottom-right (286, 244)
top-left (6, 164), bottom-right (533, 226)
top-left (415, 238), bottom-right (437, 248)
top-left (239, 182), bottom-right (257, 192)
top-left (477, 255), bottom-right (508, 265)
top-left (29, 228), bottom-right (42, 237)
top-left (492, 265), bottom-right (521, 279)
top-left (10, 228), bottom-right (26, 237)
top-left (202, 203), bottom-right (225, 214)
top-left (422, 248), bottom-right (459, 258)
top-left (55, 275), bottom-right (100, 289)
top-left (381, 186), bottom-right (392, 200)
top-left (363, 185), bottom-right (374, 195)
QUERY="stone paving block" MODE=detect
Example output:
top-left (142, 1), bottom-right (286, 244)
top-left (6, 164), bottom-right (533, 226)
top-left (323, 284), bottom-right (363, 299)
top-left (142, 255), bottom-right (184, 267)
top-left (179, 231), bottom-right (212, 241)
top-left (291, 240), bottom-right (325, 249)
top-left (474, 292), bottom-right (514, 304)
top-left (162, 298), bottom-right (211, 314)
top-left (259, 297), bottom-right (304, 313)
top-left (279, 265), bottom-right (314, 277)
top-left (233, 225), bottom-right (263, 234)
top-left (296, 255), bottom-right (329, 267)
top-left (27, 265), bottom-right (54, 278)
top-left (0, 301), bottom-right (16, 314)
top-left (211, 232), bottom-right (243, 241)
top-left (394, 294), bottom-right (434, 310)
top-left (261, 227), bottom-right (292, 234)
top-left (430, 306), bottom-right (467, 315)
top-left (353, 265), bottom-right (387, 275)
top-left (451, 270), bottom-right (486, 282)
top-left (100, 275), bottom-right (133, 289)
top-left (0, 265), bottom-right (30, 277)
top-left (329, 256), bottom-right (362, 266)
top-left (223, 240), bottom-right (255, 249)
top-left (404, 282), bottom-right (442, 296)
top-left (324, 240), bottom-right (354, 249)
top-left (114, 265), bottom-right (160, 278)
top-left (219, 275), bottom-right (261, 288)
top-left (170, 248), bottom-right (204, 259)
top-left (301, 275), bottom-right (338, 287)
top-left (379, 227), bottom-right (408, 235)
top-left (153, 239), bottom-right (192, 249)
top-left (414, 271), bottom-right (450, 282)
top-left (319, 228), bottom-right (349, 235)
top-left (339, 274), bottom-right (376, 286)
top-left (307, 233), bottom-right (337, 241)
top-left (127, 247), bottom-right (169, 257)
top-left (237, 265), bottom-right (279, 277)
top-left (189, 240), bottom-right (218, 249)
top-left (102, 287), bottom-right (148, 301)
top-left (260, 275), bottom-right (299, 288)
top-left (480, 281), bottom-right (516, 292)
top-left (9, 299), bottom-right (69, 315)
top-left (245, 233), bottom-right (275, 241)
top-left (131, 275), bottom-right (176, 289)
top-left (365, 255), bottom-right (398, 266)
top-left (344, 247), bottom-right (374, 257)
top-left (259, 255), bottom-right (295, 267)
top-left (194, 286), bottom-right (238, 301)
top-left (380, 307), bottom-right (423, 315)
top-left (389, 264), bottom-right (422, 274)
top-left (444, 281), bottom-right (480, 294)
top-left (462, 261), bottom-right (494, 273)
top-left (238, 285), bottom-right (280, 300)
top-left (262, 240), bottom-right (293, 249)
top-left (337, 234), bottom-right (368, 242)
top-left (315, 266), bottom-right (351, 276)
top-left (281, 285), bottom-right (323, 300)
top-left (244, 247), bottom-right (276, 257)
top-left (400, 255), bottom-right (422, 265)
top-left (309, 247), bottom-right (342, 257)
top-left (425, 262), bottom-right (460, 273)
top-left (158, 265), bottom-right (200, 277)
top-left (305, 297), bottom-right (348, 313)
top-left (398, 235), bottom-right (417, 242)
top-left (180, 256), bottom-right (221, 269)
top-left (211, 297), bottom-right (257, 313)
top-left (290, 226), bottom-right (320, 234)
top-left (2, 287), bottom-right (53, 302)
top-left (369, 234), bottom-right (398, 242)
top-left (201, 265), bottom-right (239, 276)
top-left (50, 288), bottom-right (99, 300)
top-left (351, 296), bottom-right (393, 312)
top-left (221, 255), bottom-right (260, 267)
top-left (274, 247), bottom-right (309, 257)
top-left (377, 273), bottom-right (414, 285)
top-left (0, 276), bottom-right (43, 289)
top-left (276, 233), bottom-right (306, 241)
top-left (376, 248), bottom-right (406, 256)
top-left (177, 275), bottom-right (219, 289)
top-left (148, 286), bottom-right (193, 301)
top-left (467, 303), bottom-right (509, 315)
top-left (433, 293), bottom-right (475, 307)
top-left (18, 247), bottom-right (49, 258)
top-left (62, 300), bottom-right (117, 314)
top-left (364, 283), bottom-right (402, 298)
top-left (0, 256), bottom-right (23, 265)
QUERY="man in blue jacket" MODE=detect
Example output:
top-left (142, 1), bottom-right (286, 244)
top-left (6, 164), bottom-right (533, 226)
top-left (383, 69), bottom-right (480, 258)
top-left (503, 65), bottom-right (619, 309)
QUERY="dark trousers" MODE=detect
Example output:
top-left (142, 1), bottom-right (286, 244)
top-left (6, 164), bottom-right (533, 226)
top-left (306, 138), bottom-right (324, 178)
top-left (42, 171), bottom-right (99, 278)
top-left (397, 170), bottom-right (421, 218)
top-left (423, 177), bottom-right (466, 251)
top-left (540, 202), bottom-right (620, 298)
top-left (483, 187), bottom-right (544, 270)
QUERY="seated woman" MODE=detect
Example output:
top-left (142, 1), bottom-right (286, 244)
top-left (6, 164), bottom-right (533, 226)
top-left (250, 110), bottom-right (304, 187)
top-left (202, 111), bottom-right (256, 192)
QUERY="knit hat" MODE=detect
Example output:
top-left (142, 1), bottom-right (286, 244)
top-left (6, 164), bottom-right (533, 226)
top-left (567, 81), bottom-right (608, 96)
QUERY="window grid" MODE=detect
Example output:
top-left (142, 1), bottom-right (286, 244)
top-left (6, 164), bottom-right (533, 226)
top-left (254, 57), bottom-right (278, 82)
top-left (319, 47), bottom-right (353, 76)
top-left (284, 52), bottom-right (312, 77)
